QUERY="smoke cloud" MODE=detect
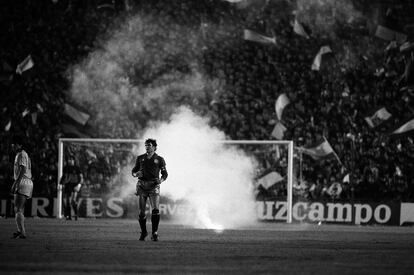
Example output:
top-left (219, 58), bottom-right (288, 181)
top-left (295, 0), bottom-right (364, 38)
top-left (66, 11), bottom-right (260, 229)
top-left (67, 14), bottom-right (218, 137)
top-left (294, 0), bottom-right (385, 70)
top-left (139, 106), bottom-right (258, 230)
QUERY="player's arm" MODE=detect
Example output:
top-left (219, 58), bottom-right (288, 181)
top-left (160, 158), bottom-right (168, 183)
top-left (76, 167), bottom-right (83, 184)
top-left (74, 169), bottom-right (83, 193)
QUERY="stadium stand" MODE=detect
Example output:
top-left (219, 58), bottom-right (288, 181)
top-left (0, 0), bottom-right (413, 202)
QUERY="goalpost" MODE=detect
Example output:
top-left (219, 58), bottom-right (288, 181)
top-left (57, 138), bottom-right (294, 223)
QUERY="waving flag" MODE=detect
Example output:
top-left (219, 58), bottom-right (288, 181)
top-left (16, 55), bottom-right (34, 74)
top-left (402, 55), bottom-right (414, 90)
top-left (311, 46), bottom-right (332, 71)
top-left (243, 29), bottom-right (276, 45)
top-left (343, 174), bottom-right (350, 183)
top-left (257, 171), bottom-right (284, 189)
top-left (301, 140), bottom-right (334, 160)
top-left (4, 120), bottom-right (11, 131)
top-left (293, 19), bottom-right (309, 39)
top-left (375, 25), bottom-right (407, 44)
top-left (271, 121), bottom-right (287, 140)
top-left (64, 103), bottom-right (90, 126)
top-left (364, 107), bottom-right (392, 128)
top-left (375, 17), bottom-right (407, 44)
top-left (400, 41), bottom-right (414, 52)
top-left (222, 0), bottom-right (267, 9)
top-left (97, 0), bottom-right (115, 10)
top-left (22, 108), bottom-right (30, 117)
top-left (275, 93), bottom-right (290, 120)
top-left (391, 118), bottom-right (414, 135)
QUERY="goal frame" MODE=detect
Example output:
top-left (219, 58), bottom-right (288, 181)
top-left (57, 138), bottom-right (294, 223)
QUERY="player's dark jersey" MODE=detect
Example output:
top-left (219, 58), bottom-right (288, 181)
top-left (62, 166), bottom-right (82, 190)
top-left (132, 153), bottom-right (168, 181)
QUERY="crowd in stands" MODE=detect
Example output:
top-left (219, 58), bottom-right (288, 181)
top-left (1, 0), bottom-right (413, 202)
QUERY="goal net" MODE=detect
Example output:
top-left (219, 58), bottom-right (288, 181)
top-left (58, 138), bottom-right (295, 225)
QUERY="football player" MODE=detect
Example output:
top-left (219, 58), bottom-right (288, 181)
top-left (59, 156), bottom-right (83, 220)
top-left (10, 135), bottom-right (33, 239)
top-left (132, 138), bottom-right (168, 241)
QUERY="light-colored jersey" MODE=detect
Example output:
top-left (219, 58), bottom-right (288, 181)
top-left (14, 150), bottom-right (32, 180)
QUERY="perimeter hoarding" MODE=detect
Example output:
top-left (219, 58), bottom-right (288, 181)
top-left (1, 196), bottom-right (412, 226)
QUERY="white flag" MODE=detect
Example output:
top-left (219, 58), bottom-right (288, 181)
top-left (302, 140), bottom-right (334, 159)
top-left (293, 19), bottom-right (309, 39)
top-left (5, 120), bottom-right (11, 131)
top-left (375, 25), bottom-right (407, 44)
top-left (64, 103), bottom-right (90, 125)
top-left (22, 108), bottom-right (30, 117)
top-left (311, 46), bottom-right (332, 71)
top-left (271, 121), bottom-right (287, 140)
top-left (364, 107), bottom-right (392, 128)
top-left (16, 55), bottom-right (34, 74)
top-left (243, 29), bottom-right (276, 45)
top-left (392, 118), bottom-right (414, 135)
top-left (36, 103), bottom-right (44, 113)
top-left (257, 171), bottom-right (284, 189)
top-left (275, 93), bottom-right (290, 120)
top-left (343, 174), bottom-right (350, 183)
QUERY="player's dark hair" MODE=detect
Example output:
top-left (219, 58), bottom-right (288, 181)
top-left (145, 138), bottom-right (157, 149)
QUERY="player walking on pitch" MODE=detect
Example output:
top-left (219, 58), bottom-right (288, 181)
top-left (59, 156), bottom-right (83, 220)
top-left (132, 138), bottom-right (168, 241)
top-left (10, 135), bottom-right (33, 239)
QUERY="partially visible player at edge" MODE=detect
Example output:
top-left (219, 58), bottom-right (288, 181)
top-left (59, 156), bottom-right (83, 220)
top-left (132, 138), bottom-right (168, 241)
top-left (10, 135), bottom-right (33, 239)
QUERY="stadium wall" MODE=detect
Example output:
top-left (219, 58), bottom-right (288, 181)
top-left (1, 196), bottom-right (414, 226)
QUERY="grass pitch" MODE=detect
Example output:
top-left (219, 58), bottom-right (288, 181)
top-left (0, 218), bottom-right (413, 274)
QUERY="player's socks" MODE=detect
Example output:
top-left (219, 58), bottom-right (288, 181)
top-left (151, 209), bottom-right (160, 242)
top-left (72, 201), bottom-right (78, 219)
top-left (151, 209), bottom-right (160, 233)
top-left (138, 215), bottom-right (147, 241)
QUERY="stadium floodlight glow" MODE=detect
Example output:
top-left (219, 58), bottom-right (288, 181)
top-left (57, 138), bottom-right (294, 223)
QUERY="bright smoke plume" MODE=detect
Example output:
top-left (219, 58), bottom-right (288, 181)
top-left (138, 107), bottom-right (258, 230)
top-left (67, 12), bottom-right (258, 229)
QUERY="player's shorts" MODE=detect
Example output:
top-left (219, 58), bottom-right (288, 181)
top-left (16, 177), bottom-right (33, 198)
top-left (136, 180), bottom-right (160, 198)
